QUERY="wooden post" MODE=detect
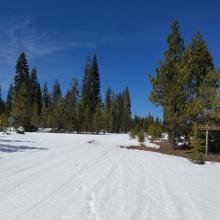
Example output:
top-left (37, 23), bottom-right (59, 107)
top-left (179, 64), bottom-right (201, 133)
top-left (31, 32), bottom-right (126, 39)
top-left (205, 129), bottom-right (208, 155)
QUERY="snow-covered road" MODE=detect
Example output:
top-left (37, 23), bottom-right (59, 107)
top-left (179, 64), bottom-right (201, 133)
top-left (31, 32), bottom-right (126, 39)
top-left (0, 133), bottom-right (220, 220)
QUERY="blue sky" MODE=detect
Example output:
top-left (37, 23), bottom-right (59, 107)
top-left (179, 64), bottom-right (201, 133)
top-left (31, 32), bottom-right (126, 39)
top-left (0, 0), bottom-right (219, 118)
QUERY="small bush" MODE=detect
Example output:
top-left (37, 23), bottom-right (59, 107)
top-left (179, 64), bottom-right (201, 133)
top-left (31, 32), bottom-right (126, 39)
top-left (130, 128), bottom-right (137, 139)
top-left (188, 123), bottom-right (205, 165)
top-left (138, 130), bottom-right (145, 145)
top-left (148, 124), bottom-right (162, 139)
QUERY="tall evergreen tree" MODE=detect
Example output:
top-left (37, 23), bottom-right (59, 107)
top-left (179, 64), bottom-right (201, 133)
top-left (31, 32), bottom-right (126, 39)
top-left (0, 86), bottom-right (4, 114)
top-left (63, 79), bottom-right (79, 131)
top-left (150, 20), bottom-right (185, 147)
top-left (29, 68), bottom-right (38, 105)
top-left (81, 57), bottom-right (93, 131)
top-left (13, 53), bottom-right (31, 129)
top-left (50, 80), bottom-right (63, 129)
top-left (121, 87), bottom-right (131, 132)
top-left (12, 82), bottom-right (31, 128)
top-left (6, 84), bottom-right (14, 115)
top-left (91, 55), bottom-right (101, 113)
top-left (93, 105), bottom-right (102, 134)
top-left (102, 104), bottom-right (112, 133)
top-left (105, 87), bottom-right (114, 111)
top-left (29, 69), bottom-right (42, 127)
top-left (51, 80), bottom-right (62, 105)
top-left (0, 87), bottom-right (6, 129)
top-left (81, 55), bottom-right (102, 131)
top-left (41, 82), bottom-right (50, 127)
top-left (14, 52), bottom-right (29, 91)
top-left (42, 82), bottom-right (50, 109)
top-left (103, 87), bottom-right (114, 132)
top-left (35, 82), bottom-right (42, 115)
top-left (181, 32), bottom-right (214, 128)
top-left (52, 97), bottom-right (64, 130)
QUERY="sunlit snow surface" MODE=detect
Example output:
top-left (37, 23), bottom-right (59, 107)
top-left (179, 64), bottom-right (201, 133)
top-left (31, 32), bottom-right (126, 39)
top-left (0, 132), bottom-right (220, 220)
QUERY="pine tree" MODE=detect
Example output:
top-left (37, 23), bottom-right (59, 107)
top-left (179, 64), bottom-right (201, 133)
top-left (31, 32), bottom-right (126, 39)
top-left (148, 123), bottom-right (162, 139)
top-left (208, 70), bottom-right (220, 121)
top-left (103, 87), bottom-right (114, 132)
top-left (41, 82), bottom-right (50, 128)
top-left (91, 55), bottom-right (101, 113)
top-left (181, 33), bottom-right (214, 127)
top-left (29, 69), bottom-right (42, 127)
top-left (138, 130), bottom-right (145, 145)
top-left (14, 52), bottom-right (29, 92)
top-left (42, 82), bottom-right (50, 109)
top-left (29, 69), bottom-right (39, 104)
top-left (75, 101), bottom-right (84, 133)
top-left (30, 83), bottom-right (42, 128)
top-left (150, 20), bottom-right (185, 148)
top-left (81, 55), bottom-right (102, 132)
top-left (35, 82), bottom-right (42, 115)
top-left (63, 79), bottom-right (79, 131)
top-left (121, 87), bottom-right (131, 132)
top-left (13, 53), bottom-right (31, 129)
top-left (0, 96), bottom-right (7, 130)
top-left (51, 80), bottom-right (62, 105)
top-left (81, 57), bottom-right (92, 131)
top-left (12, 82), bottom-right (31, 128)
top-left (93, 105), bottom-right (102, 134)
top-left (188, 123), bottom-right (204, 164)
top-left (6, 84), bottom-right (14, 115)
top-left (0, 86), bottom-right (7, 130)
top-left (52, 97), bottom-right (64, 130)
top-left (105, 87), bottom-right (113, 110)
top-left (31, 102), bottom-right (40, 127)
top-left (102, 104), bottom-right (112, 134)
top-left (0, 86), bottom-right (4, 115)
top-left (112, 94), bottom-right (122, 132)
top-left (50, 80), bottom-right (63, 130)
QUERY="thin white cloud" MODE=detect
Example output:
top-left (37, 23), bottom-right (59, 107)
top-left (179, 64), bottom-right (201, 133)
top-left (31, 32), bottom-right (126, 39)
top-left (0, 18), bottom-right (126, 64)
top-left (0, 18), bottom-right (126, 92)
top-left (0, 19), bottom-right (70, 63)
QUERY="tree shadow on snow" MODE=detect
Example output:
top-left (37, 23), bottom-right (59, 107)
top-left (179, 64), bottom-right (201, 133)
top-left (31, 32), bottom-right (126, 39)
top-left (0, 144), bottom-right (47, 153)
top-left (0, 139), bottom-right (33, 143)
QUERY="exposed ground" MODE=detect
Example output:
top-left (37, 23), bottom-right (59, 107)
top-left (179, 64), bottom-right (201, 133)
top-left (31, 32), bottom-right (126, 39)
top-left (124, 140), bottom-right (220, 162)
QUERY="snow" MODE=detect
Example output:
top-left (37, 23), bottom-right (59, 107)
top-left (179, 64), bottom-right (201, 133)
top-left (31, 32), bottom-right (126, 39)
top-left (0, 132), bottom-right (220, 220)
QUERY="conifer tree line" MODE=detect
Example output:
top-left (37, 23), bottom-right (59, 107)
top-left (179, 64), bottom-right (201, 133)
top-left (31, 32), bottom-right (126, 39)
top-left (150, 20), bottom-right (220, 149)
top-left (0, 53), bottom-right (132, 133)
top-left (131, 114), bottom-right (163, 139)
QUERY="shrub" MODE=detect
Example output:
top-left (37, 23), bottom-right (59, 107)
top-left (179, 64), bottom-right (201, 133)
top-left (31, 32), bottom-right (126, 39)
top-left (138, 130), bottom-right (145, 145)
top-left (130, 128), bottom-right (137, 139)
top-left (188, 123), bottom-right (205, 164)
top-left (148, 124), bottom-right (162, 139)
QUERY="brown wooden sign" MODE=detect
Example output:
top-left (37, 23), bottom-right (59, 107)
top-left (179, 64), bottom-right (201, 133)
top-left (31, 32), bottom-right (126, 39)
top-left (200, 125), bottom-right (220, 131)
top-left (199, 125), bottom-right (220, 155)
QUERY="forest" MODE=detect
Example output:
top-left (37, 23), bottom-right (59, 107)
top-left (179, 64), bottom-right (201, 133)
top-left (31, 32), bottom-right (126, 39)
top-left (0, 20), bottom-right (219, 161)
top-left (0, 52), bottom-right (161, 135)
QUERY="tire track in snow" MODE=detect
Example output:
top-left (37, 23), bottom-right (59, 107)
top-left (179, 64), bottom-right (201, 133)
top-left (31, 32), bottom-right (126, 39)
top-left (0, 143), bottom-right (87, 196)
top-left (15, 146), bottom-right (117, 219)
top-left (0, 138), bottom-right (101, 192)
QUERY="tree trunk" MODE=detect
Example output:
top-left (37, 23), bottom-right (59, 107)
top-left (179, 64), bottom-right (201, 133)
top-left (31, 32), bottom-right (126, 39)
top-left (172, 122), bottom-right (176, 149)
